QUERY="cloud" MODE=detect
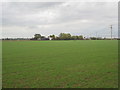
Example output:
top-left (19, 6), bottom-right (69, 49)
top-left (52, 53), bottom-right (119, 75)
top-left (2, 2), bottom-right (118, 38)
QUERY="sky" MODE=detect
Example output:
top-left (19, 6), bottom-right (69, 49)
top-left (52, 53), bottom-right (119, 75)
top-left (1, 2), bottom-right (118, 38)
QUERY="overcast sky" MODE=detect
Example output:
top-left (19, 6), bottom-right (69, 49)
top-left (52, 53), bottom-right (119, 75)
top-left (2, 2), bottom-right (118, 38)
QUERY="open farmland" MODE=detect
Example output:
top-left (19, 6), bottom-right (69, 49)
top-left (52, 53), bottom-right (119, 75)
top-left (2, 40), bottom-right (118, 88)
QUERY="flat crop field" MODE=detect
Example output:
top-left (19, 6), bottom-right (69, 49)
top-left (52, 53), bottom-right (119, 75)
top-left (2, 40), bottom-right (118, 88)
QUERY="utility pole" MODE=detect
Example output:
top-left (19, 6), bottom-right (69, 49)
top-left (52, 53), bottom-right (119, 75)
top-left (110, 25), bottom-right (112, 40)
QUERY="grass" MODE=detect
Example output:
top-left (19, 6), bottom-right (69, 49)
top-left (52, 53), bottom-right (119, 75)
top-left (2, 40), bottom-right (118, 88)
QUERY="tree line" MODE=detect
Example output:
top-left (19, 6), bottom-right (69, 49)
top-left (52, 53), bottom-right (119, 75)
top-left (32, 33), bottom-right (84, 40)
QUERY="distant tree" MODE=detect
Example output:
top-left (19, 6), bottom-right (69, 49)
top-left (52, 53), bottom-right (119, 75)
top-left (55, 36), bottom-right (60, 40)
top-left (41, 36), bottom-right (45, 38)
top-left (66, 33), bottom-right (72, 40)
top-left (59, 33), bottom-right (65, 40)
top-left (78, 35), bottom-right (83, 40)
top-left (71, 35), bottom-right (83, 40)
top-left (71, 36), bottom-right (77, 40)
top-left (34, 34), bottom-right (41, 40)
top-left (97, 37), bottom-right (102, 40)
top-left (59, 33), bottom-right (71, 40)
top-left (41, 36), bottom-right (45, 40)
top-left (49, 35), bottom-right (56, 40)
top-left (90, 37), bottom-right (96, 40)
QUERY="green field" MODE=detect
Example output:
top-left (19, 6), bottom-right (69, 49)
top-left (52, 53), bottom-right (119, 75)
top-left (2, 40), bottom-right (118, 88)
